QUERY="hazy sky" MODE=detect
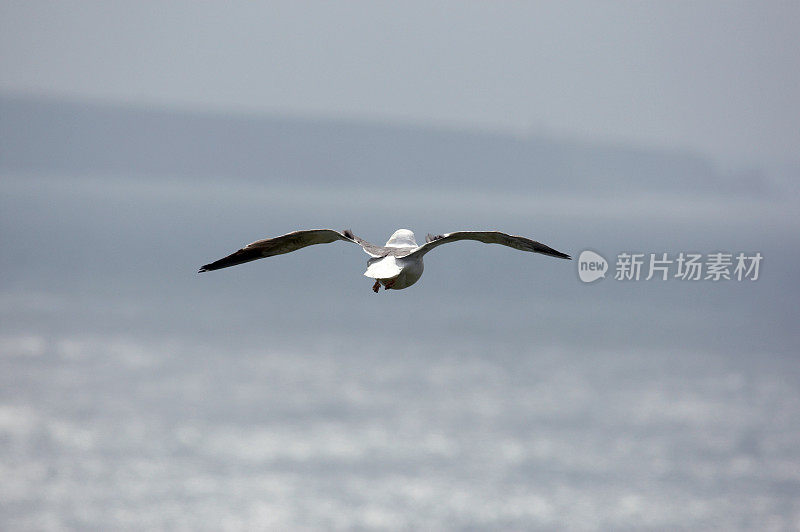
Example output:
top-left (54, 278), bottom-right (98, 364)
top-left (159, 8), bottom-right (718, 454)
top-left (1, 1), bottom-right (798, 165)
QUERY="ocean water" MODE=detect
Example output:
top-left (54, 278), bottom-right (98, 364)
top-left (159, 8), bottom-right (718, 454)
top-left (1, 173), bottom-right (799, 529)
top-left (2, 332), bottom-right (799, 530)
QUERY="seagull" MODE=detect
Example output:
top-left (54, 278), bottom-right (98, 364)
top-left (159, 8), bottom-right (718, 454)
top-left (199, 229), bottom-right (571, 292)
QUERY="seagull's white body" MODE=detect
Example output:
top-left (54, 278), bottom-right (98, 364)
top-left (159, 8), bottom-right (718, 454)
top-left (363, 230), bottom-right (425, 290)
top-left (199, 228), bottom-right (570, 292)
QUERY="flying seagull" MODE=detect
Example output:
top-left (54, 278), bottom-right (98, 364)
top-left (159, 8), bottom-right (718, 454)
top-left (199, 229), bottom-right (571, 292)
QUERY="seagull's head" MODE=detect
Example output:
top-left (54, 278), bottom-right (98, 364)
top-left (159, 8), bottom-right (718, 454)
top-left (385, 229), bottom-right (418, 248)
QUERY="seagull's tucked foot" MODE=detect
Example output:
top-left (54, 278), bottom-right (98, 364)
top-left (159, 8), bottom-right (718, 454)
top-left (384, 279), bottom-right (396, 290)
top-left (372, 280), bottom-right (380, 293)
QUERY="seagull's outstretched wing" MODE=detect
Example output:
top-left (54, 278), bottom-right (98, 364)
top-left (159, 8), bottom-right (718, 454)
top-left (199, 229), bottom-right (362, 272)
top-left (408, 231), bottom-right (571, 260)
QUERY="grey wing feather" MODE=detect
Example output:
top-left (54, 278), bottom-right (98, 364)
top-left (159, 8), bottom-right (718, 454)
top-left (198, 229), bottom-right (359, 272)
top-left (345, 233), bottom-right (393, 258)
top-left (410, 231), bottom-right (571, 260)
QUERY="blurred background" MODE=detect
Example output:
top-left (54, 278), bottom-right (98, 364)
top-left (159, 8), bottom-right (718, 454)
top-left (1, 2), bottom-right (799, 529)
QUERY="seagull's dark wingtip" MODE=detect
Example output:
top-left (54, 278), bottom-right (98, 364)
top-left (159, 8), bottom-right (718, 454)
top-left (538, 246), bottom-right (571, 260)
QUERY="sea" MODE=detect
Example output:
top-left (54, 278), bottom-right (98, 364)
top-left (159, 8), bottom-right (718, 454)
top-left (1, 168), bottom-right (799, 530)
